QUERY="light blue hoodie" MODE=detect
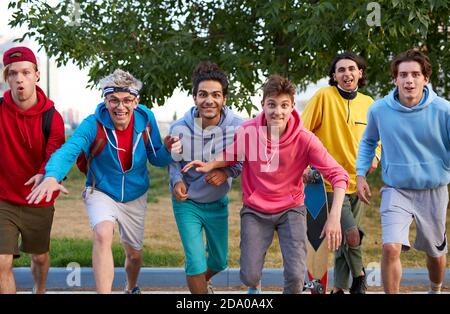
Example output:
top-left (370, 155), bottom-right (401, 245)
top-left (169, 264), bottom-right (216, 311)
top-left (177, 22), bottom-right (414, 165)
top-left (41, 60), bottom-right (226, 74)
top-left (45, 103), bottom-right (172, 202)
top-left (169, 106), bottom-right (244, 203)
top-left (357, 85), bottom-right (450, 189)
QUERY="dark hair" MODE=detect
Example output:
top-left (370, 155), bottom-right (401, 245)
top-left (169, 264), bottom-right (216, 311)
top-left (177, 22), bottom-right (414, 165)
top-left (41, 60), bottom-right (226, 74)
top-left (262, 75), bottom-right (296, 103)
top-left (328, 52), bottom-right (367, 88)
top-left (391, 49), bottom-right (432, 79)
top-left (192, 61), bottom-right (228, 96)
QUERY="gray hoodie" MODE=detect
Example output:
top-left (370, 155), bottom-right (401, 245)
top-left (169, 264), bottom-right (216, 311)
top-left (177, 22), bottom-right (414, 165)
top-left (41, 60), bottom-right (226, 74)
top-left (169, 106), bottom-right (244, 203)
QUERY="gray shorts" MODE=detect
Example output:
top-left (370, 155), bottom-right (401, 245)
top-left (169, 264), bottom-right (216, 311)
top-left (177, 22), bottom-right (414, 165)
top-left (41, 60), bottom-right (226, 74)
top-left (380, 185), bottom-right (448, 257)
top-left (239, 205), bottom-right (307, 294)
top-left (82, 188), bottom-right (148, 250)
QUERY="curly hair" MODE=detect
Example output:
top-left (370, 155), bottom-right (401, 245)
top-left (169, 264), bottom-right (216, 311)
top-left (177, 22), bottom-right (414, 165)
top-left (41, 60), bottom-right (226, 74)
top-left (328, 52), bottom-right (367, 88)
top-left (99, 69), bottom-right (143, 91)
top-left (192, 61), bottom-right (228, 96)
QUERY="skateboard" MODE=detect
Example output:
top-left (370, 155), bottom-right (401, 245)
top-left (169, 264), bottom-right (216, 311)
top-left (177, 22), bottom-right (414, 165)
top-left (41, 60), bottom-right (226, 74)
top-left (303, 169), bottom-right (329, 294)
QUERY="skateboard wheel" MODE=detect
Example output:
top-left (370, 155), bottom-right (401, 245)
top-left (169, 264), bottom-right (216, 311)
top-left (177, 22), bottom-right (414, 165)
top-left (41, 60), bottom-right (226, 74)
top-left (315, 284), bottom-right (325, 294)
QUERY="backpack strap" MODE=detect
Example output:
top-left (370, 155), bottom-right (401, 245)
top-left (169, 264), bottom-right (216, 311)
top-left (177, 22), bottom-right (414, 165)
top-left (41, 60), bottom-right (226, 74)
top-left (86, 120), bottom-right (107, 193)
top-left (142, 122), bottom-right (151, 147)
top-left (42, 107), bottom-right (55, 143)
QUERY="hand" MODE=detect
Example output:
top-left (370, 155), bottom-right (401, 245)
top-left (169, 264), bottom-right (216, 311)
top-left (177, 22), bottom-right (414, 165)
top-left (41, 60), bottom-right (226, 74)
top-left (320, 214), bottom-right (342, 251)
top-left (164, 136), bottom-right (182, 154)
top-left (182, 160), bottom-right (213, 173)
top-left (24, 174), bottom-right (44, 190)
top-left (356, 175), bottom-right (371, 205)
top-left (367, 156), bottom-right (379, 175)
top-left (302, 167), bottom-right (311, 184)
top-left (26, 177), bottom-right (69, 204)
top-left (205, 169), bottom-right (228, 186)
top-left (173, 181), bottom-right (188, 202)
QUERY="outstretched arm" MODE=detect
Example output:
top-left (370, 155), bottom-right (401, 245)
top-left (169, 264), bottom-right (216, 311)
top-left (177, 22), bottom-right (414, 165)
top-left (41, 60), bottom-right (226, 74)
top-left (182, 159), bottom-right (227, 174)
top-left (26, 177), bottom-right (69, 204)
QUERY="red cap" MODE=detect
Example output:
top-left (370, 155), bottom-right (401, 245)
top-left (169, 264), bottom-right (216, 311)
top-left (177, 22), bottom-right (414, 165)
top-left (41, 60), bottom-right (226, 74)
top-left (3, 46), bottom-right (37, 66)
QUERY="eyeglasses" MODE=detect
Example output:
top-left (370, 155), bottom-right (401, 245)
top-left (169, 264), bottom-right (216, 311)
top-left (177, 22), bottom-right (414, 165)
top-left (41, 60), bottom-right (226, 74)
top-left (107, 97), bottom-right (136, 107)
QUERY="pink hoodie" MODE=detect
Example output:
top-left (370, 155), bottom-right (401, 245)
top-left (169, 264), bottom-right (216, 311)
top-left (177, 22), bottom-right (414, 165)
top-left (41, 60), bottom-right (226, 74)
top-left (225, 109), bottom-right (349, 214)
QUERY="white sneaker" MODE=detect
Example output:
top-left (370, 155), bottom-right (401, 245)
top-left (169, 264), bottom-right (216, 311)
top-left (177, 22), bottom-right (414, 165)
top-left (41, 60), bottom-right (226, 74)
top-left (207, 281), bottom-right (214, 294)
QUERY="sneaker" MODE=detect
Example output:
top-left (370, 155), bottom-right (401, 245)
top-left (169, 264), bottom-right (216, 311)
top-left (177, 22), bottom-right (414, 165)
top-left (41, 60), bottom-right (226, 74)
top-left (124, 286), bottom-right (142, 294)
top-left (349, 269), bottom-right (368, 294)
top-left (207, 281), bottom-right (214, 294)
top-left (330, 289), bottom-right (345, 295)
top-left (247, 287), bottom-right (262, 294)
top-left (428, 289), bottom-right (442, 294)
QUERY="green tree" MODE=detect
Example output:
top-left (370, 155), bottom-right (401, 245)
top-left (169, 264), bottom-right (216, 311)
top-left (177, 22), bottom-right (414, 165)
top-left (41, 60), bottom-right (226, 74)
top-left (9, 0), bottom-right (449, 113)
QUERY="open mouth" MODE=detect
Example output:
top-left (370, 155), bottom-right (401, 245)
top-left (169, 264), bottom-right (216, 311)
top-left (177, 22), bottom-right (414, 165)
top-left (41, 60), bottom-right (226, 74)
top-left (343, 78), bottom-right (354, 85)
top-left (114, 111), bottom-right (128, 118)
top-left (17, 86), bottom-right (25, 92)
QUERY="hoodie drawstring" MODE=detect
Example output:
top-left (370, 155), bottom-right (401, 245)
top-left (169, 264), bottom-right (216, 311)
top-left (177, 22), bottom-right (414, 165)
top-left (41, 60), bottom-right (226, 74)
top-left (145, 127), bottom-right (157, 157)
top-left (104, 125), bottom-right (126, 152)
top-left (16, 112), bottom-right (33, 148)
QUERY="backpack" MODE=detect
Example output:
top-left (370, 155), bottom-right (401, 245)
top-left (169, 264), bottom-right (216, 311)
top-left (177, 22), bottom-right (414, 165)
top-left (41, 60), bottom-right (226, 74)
top-left (0, 96), bottom-right (55, 143)
top-left (76, 120), bottom-right (151, 175)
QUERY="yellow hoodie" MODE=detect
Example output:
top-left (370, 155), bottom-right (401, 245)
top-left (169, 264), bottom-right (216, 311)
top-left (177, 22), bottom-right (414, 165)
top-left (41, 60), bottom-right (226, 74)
top-left (302, 86), bottom-right (380, 193)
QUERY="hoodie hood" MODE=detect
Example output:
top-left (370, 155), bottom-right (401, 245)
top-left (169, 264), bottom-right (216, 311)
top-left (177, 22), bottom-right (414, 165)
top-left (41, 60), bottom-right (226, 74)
top-left (94, 102), bottom-right (151, 132)
top-left (386, 84), bottom-right (436, 113)
top-left (2, 85), bottom-right (55, 148)
top-left (3, 85), bottom-right (55, 115)
top-left (183, 105), bottom-right (238, 133)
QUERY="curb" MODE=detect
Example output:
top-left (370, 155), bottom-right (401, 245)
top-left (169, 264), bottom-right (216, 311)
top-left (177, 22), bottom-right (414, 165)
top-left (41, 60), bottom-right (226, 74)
top-left (13, 267), bottom-right (450, 289)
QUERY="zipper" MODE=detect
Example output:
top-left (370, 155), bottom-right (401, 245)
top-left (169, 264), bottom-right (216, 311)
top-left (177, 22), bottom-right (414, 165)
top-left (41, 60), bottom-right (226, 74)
top-left (346, 98), bottom-right (350, 123)
top-left (121, 175), bottom-right (125, 202)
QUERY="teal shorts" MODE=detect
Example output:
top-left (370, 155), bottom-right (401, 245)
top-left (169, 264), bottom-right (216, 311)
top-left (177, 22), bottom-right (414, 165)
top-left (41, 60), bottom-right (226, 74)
top-left (172, 196), bottom-right (229, 276)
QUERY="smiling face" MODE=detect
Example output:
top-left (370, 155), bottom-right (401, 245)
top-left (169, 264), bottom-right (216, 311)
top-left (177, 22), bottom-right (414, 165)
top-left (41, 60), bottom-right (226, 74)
top-left (193, 80), bottom-right (226, 128)
top-left (105, 92), bottom-right (138, 130)
top-left (333, 59), bottom-right (363, 92)
top-left (6, 61), bottom-right (39, 108)
top-left (261, 93), bottom-right (294, 136)
top-left (394, 61), bottom-right (429, 107)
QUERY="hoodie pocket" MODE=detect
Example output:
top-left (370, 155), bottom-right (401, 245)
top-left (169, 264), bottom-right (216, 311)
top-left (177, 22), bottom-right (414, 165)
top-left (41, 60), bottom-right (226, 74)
top-left (384, 159), bottom-right (450, 189)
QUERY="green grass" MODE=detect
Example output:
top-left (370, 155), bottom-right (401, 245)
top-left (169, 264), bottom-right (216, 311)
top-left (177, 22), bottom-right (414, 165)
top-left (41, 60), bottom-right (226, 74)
top-left (62, 164), bottom-right (172, 203)
top-left (13, 238), bottom-right (184, 267)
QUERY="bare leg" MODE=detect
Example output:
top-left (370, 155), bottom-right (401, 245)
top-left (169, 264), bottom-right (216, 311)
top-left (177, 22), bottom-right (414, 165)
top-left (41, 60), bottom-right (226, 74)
top-left (31, 253), bottom-right (49, 294)
top-left (427, 254), bottom-right (446, 293)
top-left (0, 254), bottom-right (15, 294)
top-left (381, 243), bottom-right (402, 294)
top-left (92, 221), bottom-right (115, 294)
top-left (187, 269), bottom-right (218, 294)
top-left (123, 243), bottom-right (142, 290)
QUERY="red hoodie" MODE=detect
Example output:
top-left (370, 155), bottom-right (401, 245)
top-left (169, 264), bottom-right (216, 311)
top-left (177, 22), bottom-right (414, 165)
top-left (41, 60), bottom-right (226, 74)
top-left (0, 86), bottom-right (65, 207)
top-left (225, 109), bottom-right (349, 214)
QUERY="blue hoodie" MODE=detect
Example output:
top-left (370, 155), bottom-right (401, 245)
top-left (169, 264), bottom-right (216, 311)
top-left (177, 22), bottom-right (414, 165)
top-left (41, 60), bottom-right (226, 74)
top-left (45, 103), bottom-right (172, 202)
top-left (357, 86), bottom-right (450, 189)
top-left (169, 106), bottom-right (244, 203)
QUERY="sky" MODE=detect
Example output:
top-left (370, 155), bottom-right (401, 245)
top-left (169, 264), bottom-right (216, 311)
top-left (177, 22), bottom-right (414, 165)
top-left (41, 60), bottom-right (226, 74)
top-left (0, 1), bottom-right (324, 122)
